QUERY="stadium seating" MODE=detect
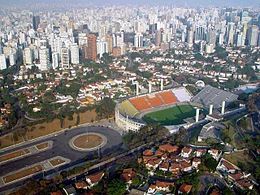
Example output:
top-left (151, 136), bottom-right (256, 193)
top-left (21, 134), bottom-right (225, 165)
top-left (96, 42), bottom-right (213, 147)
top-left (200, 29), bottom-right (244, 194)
top-left (157, 91), bottom-right (178, 104)
top-left (146, 95), bottom-right (164, 107)
top-left (119, 100), bottom-right (140, 117)
top-left (129, 96), bottom-right (152, 111)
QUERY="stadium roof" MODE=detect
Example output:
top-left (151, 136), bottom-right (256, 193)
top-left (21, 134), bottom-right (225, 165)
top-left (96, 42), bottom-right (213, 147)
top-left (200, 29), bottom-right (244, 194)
top-left (191, 85), bottom-right (238, 109)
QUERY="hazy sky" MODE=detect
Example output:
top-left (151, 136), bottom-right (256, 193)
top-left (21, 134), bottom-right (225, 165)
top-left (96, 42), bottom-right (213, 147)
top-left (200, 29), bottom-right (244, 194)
top-left (1, 0), bottom-right (260, 8)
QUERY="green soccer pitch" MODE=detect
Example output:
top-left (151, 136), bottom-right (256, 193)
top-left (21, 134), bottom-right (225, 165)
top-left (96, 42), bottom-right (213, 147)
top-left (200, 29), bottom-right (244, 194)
top-left (143, 104), bottom-right (196, 125)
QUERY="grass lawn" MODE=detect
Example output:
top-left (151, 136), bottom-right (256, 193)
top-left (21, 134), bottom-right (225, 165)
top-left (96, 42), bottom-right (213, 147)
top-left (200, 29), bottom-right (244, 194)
top-left (223, 151), bottom-right (256, 170)
top-left (36, 142), bottom-right (49, 150)
top-left (3, 165), bottom-right (43, 183)
top-left (0, 109), bottom-right (97, 149)
top-left (143, 104), bottom-right (196, 125)
top-left (0, 149), bottom-right (30, 163)
top-left (222, 121), bottom-right (246, 149)
top-left (49, 158), bottom-right (65, 167)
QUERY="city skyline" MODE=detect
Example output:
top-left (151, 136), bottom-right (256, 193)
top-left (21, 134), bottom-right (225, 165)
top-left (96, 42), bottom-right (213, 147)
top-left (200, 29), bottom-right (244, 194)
top-left (0, 0), bottom-right (260, 9)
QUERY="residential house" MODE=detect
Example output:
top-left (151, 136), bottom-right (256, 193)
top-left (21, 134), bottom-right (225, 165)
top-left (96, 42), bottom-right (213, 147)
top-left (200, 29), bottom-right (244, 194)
top-left (159, 161), bottom-right (170, 172)
top-left (121, 168), bottom-right (136, 183)
top-left (218, 159), bottom-right (237, 174)
top-left (180, 161), bottom-right (193, 173)
top-left (155, 180), bottom-right (174, 192)
top-left (192, 158), bottom-right (201, 169)
top-left (62, 185), bottom-right (76, 195)
top-left (208, 149), bottom-right (220, 160)
top-left (195, 149), bottom-right (207, 157)
top-left (181, 147), bottom-right (192, 158)
top-left (159, 144), bottom-right (179, 154)
top-left (85, 172), bottom-right (104, 188)
top-left (178, 183), bottom-right (193, 194)
top-left (146, 158), bottom-right (161, 170)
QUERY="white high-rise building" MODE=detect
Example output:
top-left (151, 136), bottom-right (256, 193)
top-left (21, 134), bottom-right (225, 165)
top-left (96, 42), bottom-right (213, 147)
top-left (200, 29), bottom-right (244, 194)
top-left (70, 44), bottom-right (79, 64)
top-left (134, 33), bottom-right (144, 48)
top-left (23, 48), bottom-right (33, 65)
top-left (236, 33), bottom-right (245, 47)
top-left (52, 52), bottom-right (59, 69)
top-left (39, 47), bottom-right (50, 71)
top-left (97, 40), bottom-right (108, 58)
top-left (61, 47), bottom-right (70, 69)
top-left (0, 54), bottom-right (7, 70)
top-left (187, 29), bottom-right (194, 48)
top-left (248, 25), bottom-right (259, 46)
top-left (9, 52), bottom-right (16, 66)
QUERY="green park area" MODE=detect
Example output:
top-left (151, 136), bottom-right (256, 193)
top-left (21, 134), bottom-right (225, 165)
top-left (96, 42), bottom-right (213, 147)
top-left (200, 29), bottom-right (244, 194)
top-left (143, 104), bottom-right (196, 125)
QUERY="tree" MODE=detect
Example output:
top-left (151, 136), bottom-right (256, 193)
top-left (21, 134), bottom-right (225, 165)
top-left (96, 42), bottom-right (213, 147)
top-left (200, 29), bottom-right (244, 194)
top-left (107, 179), bottom-right (126, 195)
top-left (203, 154), bottom-right (218, 172)
top-left (174, 126), bottom-right (188, 144)
top-left (96, 97), bottom-right (116, 119)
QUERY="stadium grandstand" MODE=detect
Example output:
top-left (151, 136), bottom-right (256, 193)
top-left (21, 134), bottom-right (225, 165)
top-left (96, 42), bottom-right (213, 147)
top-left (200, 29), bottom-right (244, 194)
top-left (191, 85), bottom-right (238, 109)
top-left (115, 87), bottom-right (193, 131)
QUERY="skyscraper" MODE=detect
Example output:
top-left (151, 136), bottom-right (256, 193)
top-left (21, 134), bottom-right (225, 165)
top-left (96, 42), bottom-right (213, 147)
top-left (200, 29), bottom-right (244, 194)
top-left (32, 15), bottom-right (40, 31)
top-left (39, 47), bottom-right (50, 71)
top-left (97, 40), bottom-right (108, 58)
top-left (0, 54), bottom-right (6, 70)
top-left (23, 48), bottom-right (33, 65)
top-left (70, 44), bottom-right (79, 64)
top-left (86, 34), bottom-right (97, 61)
top-left (195, 25), bottom-right (206, 42)
top-left (134, 33), bottom-right (144, 48)
top-left (155, 29), bottom-right (162, 46)
top-left (52, 52), bottom-right (59, 69)
top-left (248, 25), bottom-right (259, 46)
top-left (61, 47), bottom-right (70, 69)
top-left (187, 29), bottom-right (194, 48)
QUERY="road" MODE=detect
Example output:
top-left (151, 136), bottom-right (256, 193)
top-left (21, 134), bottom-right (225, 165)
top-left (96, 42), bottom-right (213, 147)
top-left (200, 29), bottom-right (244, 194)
top-left (0, 125), bottom-right (123, 193)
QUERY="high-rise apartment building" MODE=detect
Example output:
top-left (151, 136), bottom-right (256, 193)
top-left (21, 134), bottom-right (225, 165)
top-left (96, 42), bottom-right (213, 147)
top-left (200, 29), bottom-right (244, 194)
top-left (23, 48), bottom-right (33, 65)
top-left (0, 54), bottom-right (6, 70)
top-left (32, 15), bottom-right (40, 31)
top-left (134, 33), bottom-right (144, 48)
top-left (248, 25), bottom-right (259, 46)
top-left (86, 34), bottom-right (97, 61)
top-left (61, 47), bottom-right (70, 69)
top-left (52, 52), bottom-right (59, 69)
top-left (39, 47), bottom-right (50, 70)
top-left (70, 44), bottom-right (79, 64)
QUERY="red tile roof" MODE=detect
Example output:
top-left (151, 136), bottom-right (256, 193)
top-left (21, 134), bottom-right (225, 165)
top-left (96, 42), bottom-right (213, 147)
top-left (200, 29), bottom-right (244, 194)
top-left (155, 180), bottom-right (174, 188)
top-left (182, 146), bottom-right (192, 153)
top-left (121, 168), bottom-right (136, 182)
top-left (75, 181), bottom-right (88, 189)
top-left (228, 172), bottom-right (243, 181)
top-left (179, 183), bottom-right (193, 194)
top-left (236, 179), bottom-right (253, 189)
top-left (159, 144), bottom-right (179, 153)
top-left (222, 160), bottom-right (236, 170)
top-left (143, 149), bottom-right (154, 156)
top-left (86, 172), bottom-right (104, 184)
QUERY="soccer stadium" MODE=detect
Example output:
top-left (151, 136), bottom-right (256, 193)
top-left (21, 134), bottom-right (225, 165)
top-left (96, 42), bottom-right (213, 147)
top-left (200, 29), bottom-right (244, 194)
top-left (115, 87), bottom-right (197, 131)
top-left (115, 85), bottom-right (239, 132)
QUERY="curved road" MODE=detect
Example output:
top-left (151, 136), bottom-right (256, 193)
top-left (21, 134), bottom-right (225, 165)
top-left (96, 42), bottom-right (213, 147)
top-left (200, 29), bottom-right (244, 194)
top-left (0, 126), bottom-right (122, 192)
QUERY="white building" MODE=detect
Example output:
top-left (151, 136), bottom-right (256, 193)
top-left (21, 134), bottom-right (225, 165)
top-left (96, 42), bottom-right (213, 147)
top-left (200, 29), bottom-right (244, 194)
top-left (23, 47), bottom-right (33, 65)
top-left (39, 47), bottom-right (50, 71)
top-left (134, 33), bottom-right (143, 48)
top-left (61, 47), bottom-right (70, 69)
top-left (248, 25), bottom-right (259, 46)
top-left (97, 40), bottom-right (108, 58)
top-left (52, 52), bottom-right (59, 69)
top-left (70, 44), bottom-right (79, 64)
top-left (0, 54), bottom-right (7, 70)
